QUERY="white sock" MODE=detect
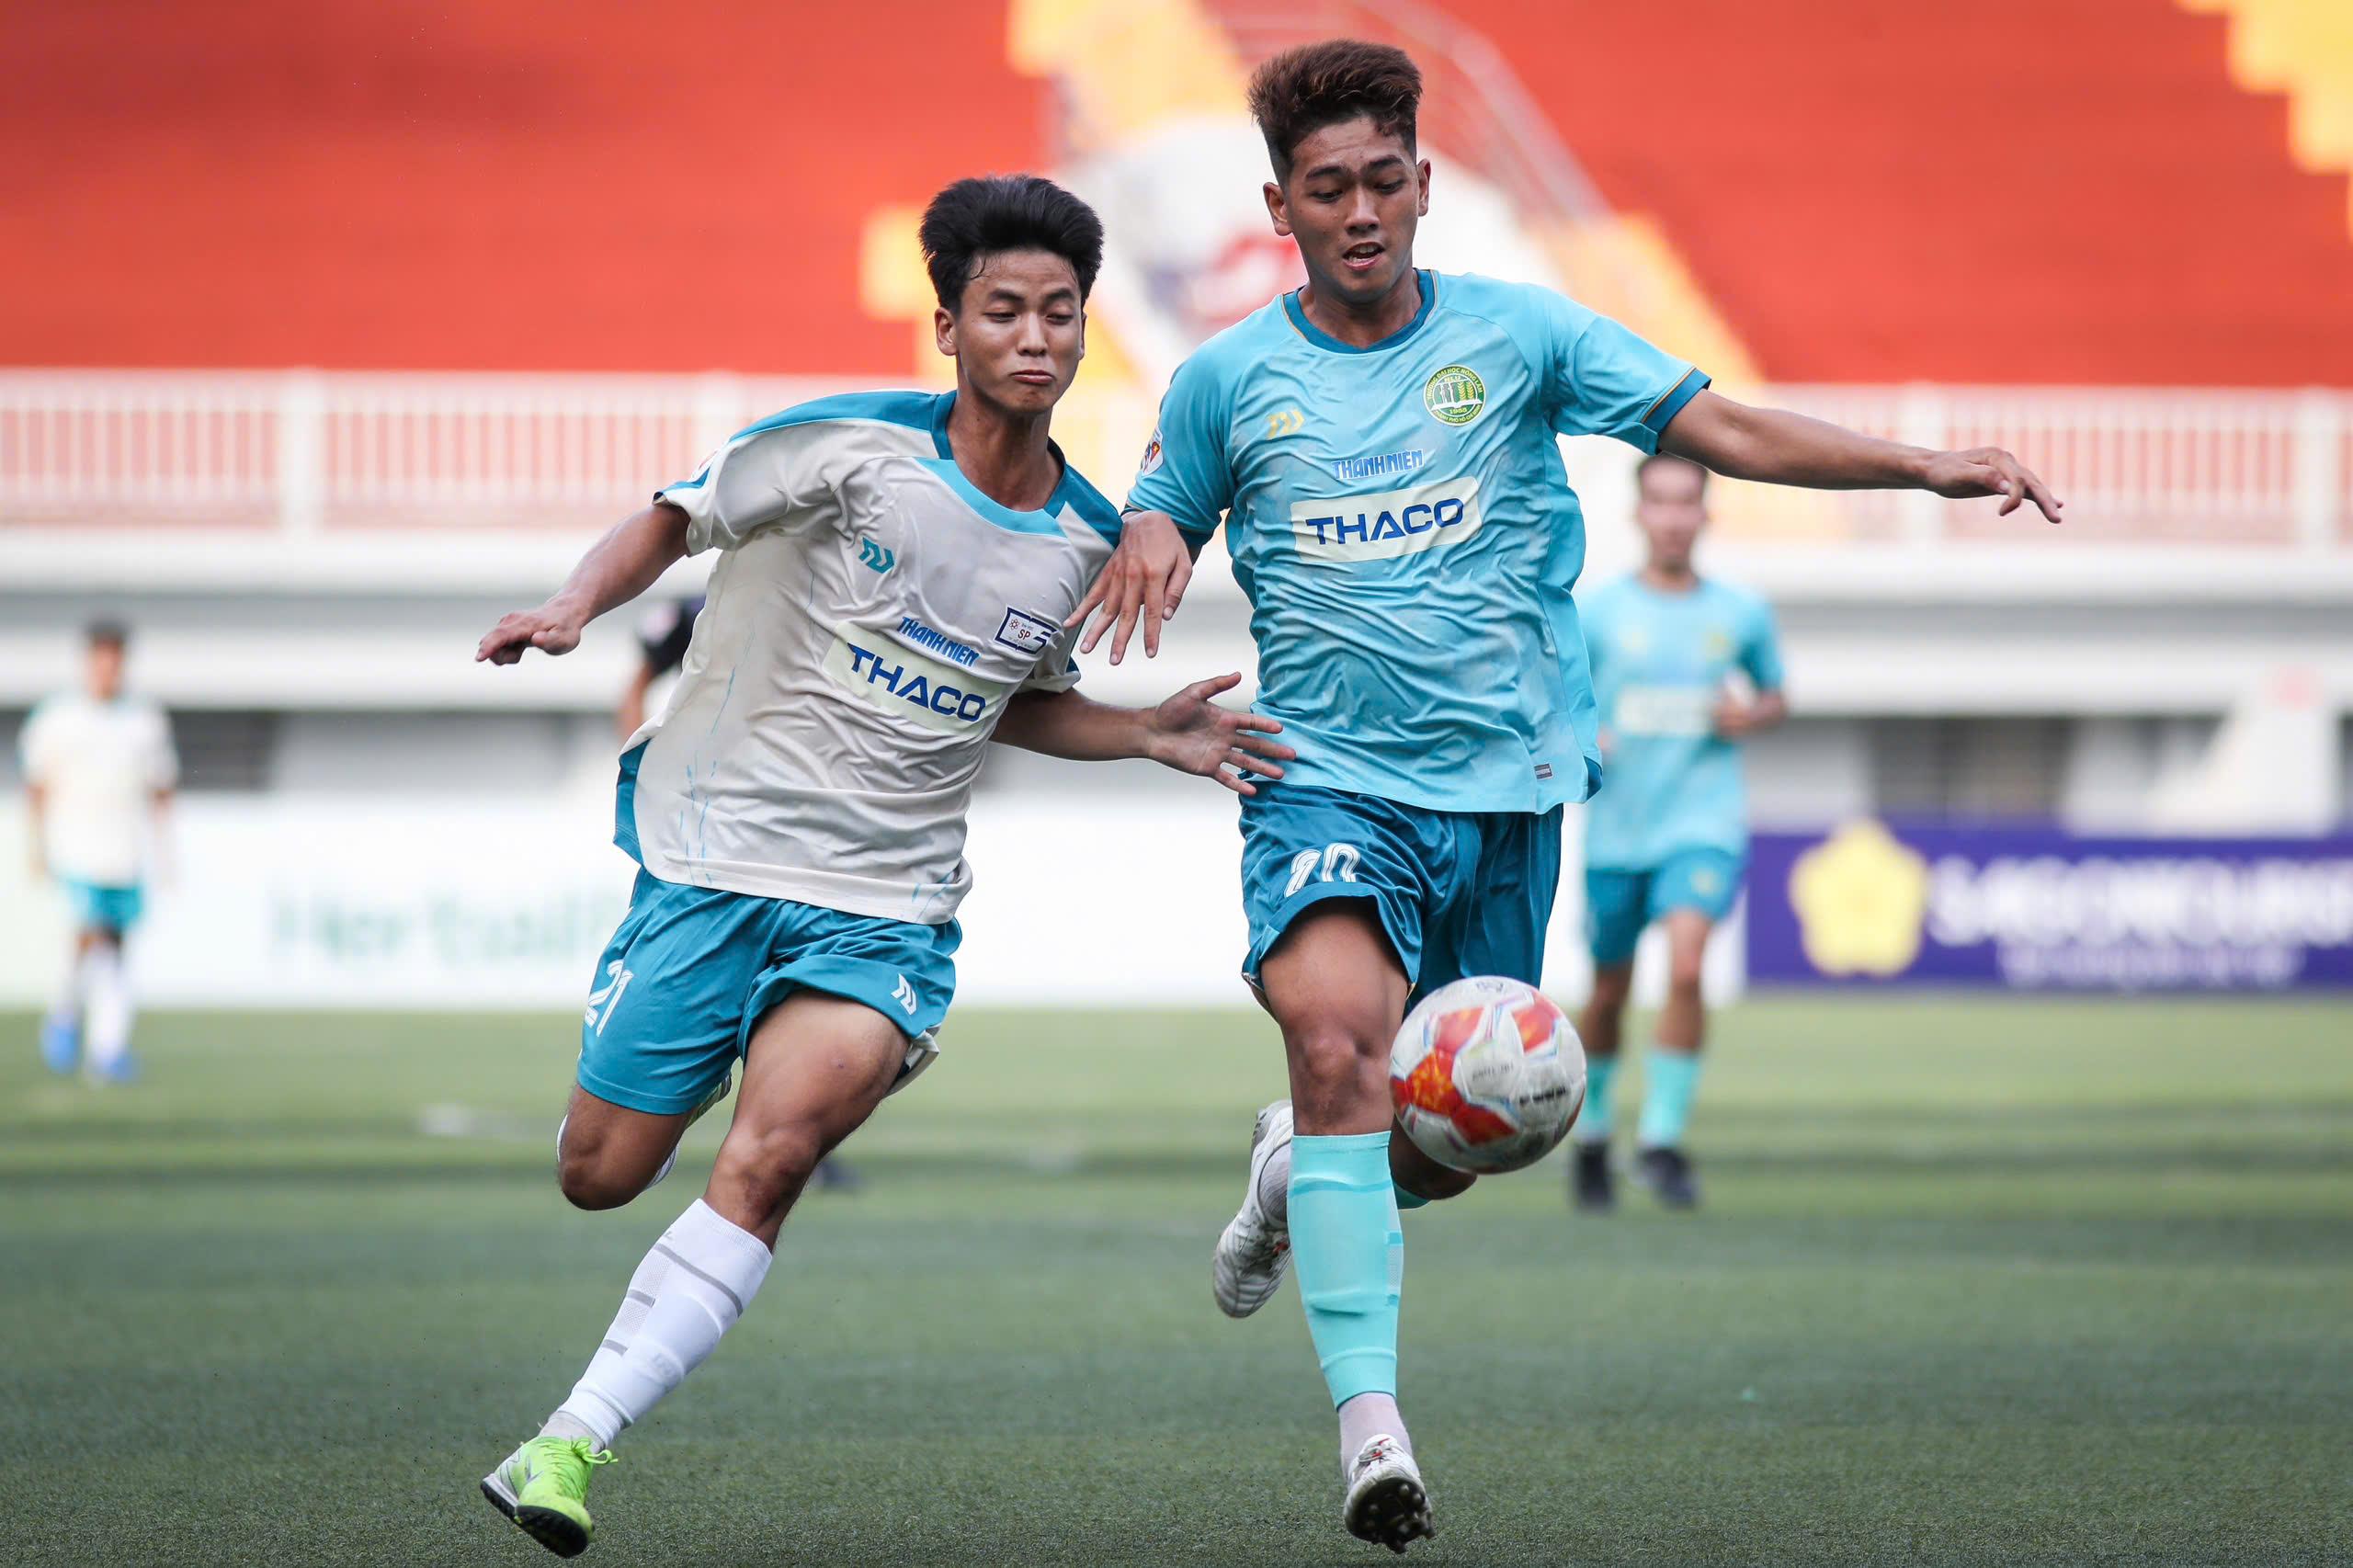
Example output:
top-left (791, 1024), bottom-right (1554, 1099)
top-left (1256, 1141), bottom-right (1292, 1226)
top-left (83, 946), bottom-right (132, 1067)
top-left (1337, 1391), bottom-right (1410, 1479)
top-left (550, 1199), bottom-right (771, 1449)
top-left (540, 1237), bottom-right (677, 1443)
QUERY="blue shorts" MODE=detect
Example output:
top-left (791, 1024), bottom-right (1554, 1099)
top-left (577, 869), bottom-right (961, 1116)
top-left (1585, 847), bottom-right (1746, 968)
top-left (61, 879), bottom-right (143, 932)
top-left (1239, 783), bottom-right (1563, 1002)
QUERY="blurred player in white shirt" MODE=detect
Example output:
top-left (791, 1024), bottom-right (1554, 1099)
top-left (20, 620), bottom-right (177, 1083)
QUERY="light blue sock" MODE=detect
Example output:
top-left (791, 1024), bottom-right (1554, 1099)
top-left (1289, 1132), bottom-right (1403, 1408)
top-left (1575, 1056), bottom-right (1619, 1144)
top-left (1637, 1048), bottom-right (1703, 1149)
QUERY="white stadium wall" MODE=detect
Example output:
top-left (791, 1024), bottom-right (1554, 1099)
top-left (0, 793), bottom-right (1741, 1013)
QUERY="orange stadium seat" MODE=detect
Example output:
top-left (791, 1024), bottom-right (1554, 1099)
top-left (1436, 0), bottom-right (2353, 383)
top-left (6, 0), bottom-right (2351, 386)
top-left (0, 0), bottom-right (1048, 374)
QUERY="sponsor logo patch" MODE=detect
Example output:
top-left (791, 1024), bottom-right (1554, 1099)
top-left (1136, 428), bottom-right (1165, 479)
top-left (894, 616), bottom-right (980, 668)
top-left (857, 537), bottom-right (895, 574)
top-left (824, 628), bottom-right (1008, 732)
top-left (1290, 475), bottom-right (1483, 565)
top-left (1330, 449), bottom-right (1428, 484)
top-left (995, 608), bottom-right (1060, 654)
top-left (1424, 364), bottom-right (1486, 426)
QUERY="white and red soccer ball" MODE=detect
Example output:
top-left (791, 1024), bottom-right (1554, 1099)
top-left (1390, 976), bottom-right (1587, 1175)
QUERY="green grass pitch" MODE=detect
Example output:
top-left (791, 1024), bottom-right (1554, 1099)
top-left (2, 998), bottom-right (2347, 1566)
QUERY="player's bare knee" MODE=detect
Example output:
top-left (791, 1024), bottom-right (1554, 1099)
top-left (1666, 963), bottom-right (1706, 1000)
top-left (557, 1152), bottom-right (645, 1211)
top-left (1286, 1024), bottom-right (1386, 1115)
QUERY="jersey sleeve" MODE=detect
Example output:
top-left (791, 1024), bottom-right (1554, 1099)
top-left (1536, 290), bottom-right (1709, 454)
top-left (1124, 353), bottom-right (1235, 540)
top-left (1015, 627), bottom-right (1085, 696)
top-left (1740, 595), bottom-right (1787, 692)
top-left (655, 417), bottom-right (856, 554)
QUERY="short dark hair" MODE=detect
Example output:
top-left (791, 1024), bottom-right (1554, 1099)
top-left (1637, 452), bottom-right (1710, 493)
top-left (919, 176), bottom-right (1104, 313)
top-left (1246, 39), bottom-right (1422, 180)
top-left (85, 618), bottom-right (130, 649)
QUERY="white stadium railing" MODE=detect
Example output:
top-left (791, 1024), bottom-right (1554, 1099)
top-left (0, 369), bottom-right (2346, 551)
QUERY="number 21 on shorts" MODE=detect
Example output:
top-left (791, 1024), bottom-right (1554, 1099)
top-left (585, 960), bottom-right (633, 1034)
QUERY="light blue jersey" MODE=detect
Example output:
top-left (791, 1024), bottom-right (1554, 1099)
top-left (1578, 574), bottom-right (1784, 868)
top-left (1128, 271), bottom-right (1706, 814)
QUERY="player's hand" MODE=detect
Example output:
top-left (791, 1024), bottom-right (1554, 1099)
top-left (1711, 696), bottom-right (1767, 739)
top-left (1069, 510), bottom-right (1194, 665)
top-left (1142, 673), bottom-right (1295, 796)
top-left (476, 599), bottom-right (587, 665)
top-left (1922, 447), bottom-right (2063, 524)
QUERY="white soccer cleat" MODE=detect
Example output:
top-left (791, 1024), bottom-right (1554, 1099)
top-left (1343, 1434), bottom-right (1436, 1554)
top-left (1211, 1098), bottom-right (1294, 1318)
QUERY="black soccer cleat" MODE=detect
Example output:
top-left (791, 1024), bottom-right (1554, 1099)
top-left (1569, 1142), bottom-right (1615, 1212)
top-left (1633, 1145), bottom-right (1700, 1210)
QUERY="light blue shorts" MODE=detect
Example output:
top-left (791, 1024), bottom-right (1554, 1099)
top-left (61, 879), bottom-right (144, 933)
top-left (1585, 847), bottom-right (1745, 968)
top-left (1238, 782), bottom-right (1563, 1004)
top-left (577, 869), bottom-right (960, 1116)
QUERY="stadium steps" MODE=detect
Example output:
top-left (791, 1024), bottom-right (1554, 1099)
top-left (1429, 0), bottom-right (2353, 383)
top-left (2182, 0), bottom-right (2353, 229)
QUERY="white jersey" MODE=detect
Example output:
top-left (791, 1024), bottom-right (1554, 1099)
top-left (19, 691), bottom-right (177, 887)
top-left (631, 391), bottom-right (1122, 923)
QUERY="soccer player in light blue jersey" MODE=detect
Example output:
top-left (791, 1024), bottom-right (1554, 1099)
top-left (466, 177), bottom-right (1292, 1559)
top-left (1077, 39), bottom-right (2062, 1551)
top-left (1573, 453), bottom-right (1786, 1214)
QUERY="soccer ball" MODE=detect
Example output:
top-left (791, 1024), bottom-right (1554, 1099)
top-left (1390, 976), bottom-right (1586, 1175)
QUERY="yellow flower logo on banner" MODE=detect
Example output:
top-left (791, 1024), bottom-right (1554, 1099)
top-left (1788, 820), bottom-right (1932, 977)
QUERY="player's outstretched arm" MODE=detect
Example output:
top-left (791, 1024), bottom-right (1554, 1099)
top-left (1068, 509), bottom-right (1204, 664)
top-left (476, 503), bottom-right (692, 665)
top-left (1660, 390), bottom-right (2063, 523)
top-left (994, 675), bottom-right (1295, 796)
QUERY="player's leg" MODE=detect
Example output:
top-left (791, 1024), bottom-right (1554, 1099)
top-left (1630, 849), bottom-right (1744, 1210)
top-left (1573, 868), bottom-right (1650, 1213)
top-left (495, 995), bottom-right (909, 1556)
top-left (553, 1085), bottom-right (698, 1210)
top-left (1259, 902), bottom-right (1435, 1551)
top-left (40, 924), bottom-right (97, 1074)
top-left (79, 889), bottom-right (142, 1084)
top-left (482, 872), bottom-right (770, 1555)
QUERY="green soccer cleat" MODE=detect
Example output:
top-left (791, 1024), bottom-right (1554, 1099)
top-left (483, 1435), bottom-right (614, 1557)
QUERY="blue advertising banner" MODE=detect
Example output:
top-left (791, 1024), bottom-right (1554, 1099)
top-left (1748, 822), bottom-right (2353, 990)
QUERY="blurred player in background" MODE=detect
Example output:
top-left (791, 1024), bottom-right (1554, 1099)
top-left (21, 620), bottom-right (177, 1084)
top-left (1085, 39), bottom-right (2061, 1551)
top-left (1573, 454), bottom-right (1784, 1213)
top-left (468, 176), bottom-right (1291, 1558)
top-left (614, 594), bottom-right (702, 741)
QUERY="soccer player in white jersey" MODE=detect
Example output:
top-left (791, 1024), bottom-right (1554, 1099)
top-left (20, 619), bottom-right (176, 1084)
top-left (468, 176), bottom-right (1293, 1558)
top-left (1077, 40), bottom-right (2062, 1551)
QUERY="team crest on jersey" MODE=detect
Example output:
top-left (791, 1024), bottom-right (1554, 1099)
top-left (1424, 364), bottom-right (1486, 426)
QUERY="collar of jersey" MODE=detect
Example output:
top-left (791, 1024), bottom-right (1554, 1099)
top-left (925, 392), bottom-right (1078, 535)
top-left (1281, 270), bottom-right (1437, 354)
